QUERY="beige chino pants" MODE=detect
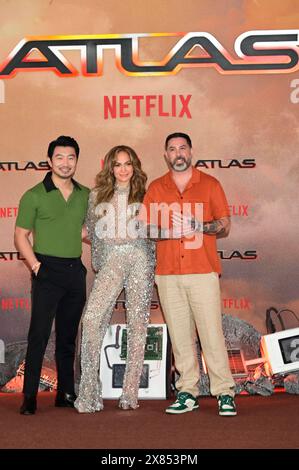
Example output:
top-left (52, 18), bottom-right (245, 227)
top-left (155, 273), bottom-right (235, 398)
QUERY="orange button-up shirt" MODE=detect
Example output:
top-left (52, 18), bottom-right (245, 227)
top-left (142, 168), bottom-right (230, 275)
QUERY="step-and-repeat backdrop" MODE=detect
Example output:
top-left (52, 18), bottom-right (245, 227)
top-left (1, 1), bottom-right (299, 378)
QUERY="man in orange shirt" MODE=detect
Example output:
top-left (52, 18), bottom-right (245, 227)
top-left (142, 132), bottom-right (236, 416)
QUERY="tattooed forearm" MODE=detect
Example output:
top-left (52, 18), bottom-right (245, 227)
top-left (203, 220), bottom-right (225, 234)
top-left (202, 217), bottom-right (231, 238)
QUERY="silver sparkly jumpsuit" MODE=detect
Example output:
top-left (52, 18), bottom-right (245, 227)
top-left (75, 186), bottom-right (155, 412)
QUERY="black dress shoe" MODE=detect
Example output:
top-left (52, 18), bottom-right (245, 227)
top-left (20, 396), bottom-right (37, 415)
top-left (55, 391), bottom-right (77, 408)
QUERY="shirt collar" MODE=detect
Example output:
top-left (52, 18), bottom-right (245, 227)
top-left (43, 171), bottom-right (81, 192)
top-left (163, 167), bottom-right (201, 189)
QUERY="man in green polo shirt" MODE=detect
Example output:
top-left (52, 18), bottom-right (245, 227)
top-left (15, 135), bottom-right (89, 415)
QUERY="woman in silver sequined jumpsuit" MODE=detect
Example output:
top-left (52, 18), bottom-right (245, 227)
top-left (75, 145), bottom-right (155, 413)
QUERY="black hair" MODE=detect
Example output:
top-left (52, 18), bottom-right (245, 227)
top-left (165, 132), bottom-right (192, 149)
top-left (47, 135), bottom-right (80, 160)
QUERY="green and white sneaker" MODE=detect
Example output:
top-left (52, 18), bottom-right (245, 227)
top-left (217, 394), bottom-right (237, 416)
top-left (166, 392), bottom-right (199, 414)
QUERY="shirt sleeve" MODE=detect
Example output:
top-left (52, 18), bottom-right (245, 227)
top-left (16, 190), bottom-right (38, 230)
top-left (210, 180), bottom-right (230, 220)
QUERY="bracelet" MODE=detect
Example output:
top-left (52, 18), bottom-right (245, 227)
top-left (31, 262), bottom-right (41, 271)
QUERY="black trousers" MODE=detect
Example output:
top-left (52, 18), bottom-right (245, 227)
top-left (23, 253), bottom-right (87, 396)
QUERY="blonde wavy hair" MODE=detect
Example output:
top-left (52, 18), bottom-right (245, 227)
top-left (94, 145), bottom-right (147, 206)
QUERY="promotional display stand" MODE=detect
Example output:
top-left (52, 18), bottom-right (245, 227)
top-left (100, 323), bottom-right (172, 399)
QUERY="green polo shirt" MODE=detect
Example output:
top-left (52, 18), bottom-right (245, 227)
top-left (16, 172), bottom-right (90, 258)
